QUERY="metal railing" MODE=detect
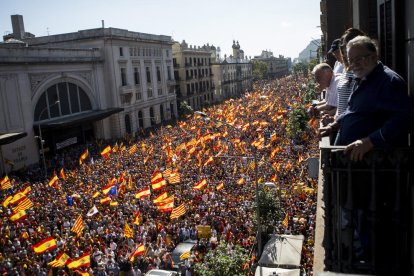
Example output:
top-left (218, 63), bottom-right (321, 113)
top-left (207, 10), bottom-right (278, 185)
top-left (320, 145), bottom-right (413, 275)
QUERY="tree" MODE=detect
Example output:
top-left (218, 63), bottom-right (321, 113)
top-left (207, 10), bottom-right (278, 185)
top-left (293, 62), bottom-right (308, 76)
top-left (193, 242), bottom-right (249, 276)
top-left (252, 60), bottom-right (268, 80)
top-left (178, 100), bottom-right (193, 118)
top-left (286, 105), bottom-right (309, 143)
top-left (258, 188), bottom-right (283, 235)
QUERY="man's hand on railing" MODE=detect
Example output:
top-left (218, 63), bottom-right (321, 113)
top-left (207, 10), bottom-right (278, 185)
top-left (344, 137), bottom-right (374, 161)
top-left (318, 121), bottom-right (339, 139)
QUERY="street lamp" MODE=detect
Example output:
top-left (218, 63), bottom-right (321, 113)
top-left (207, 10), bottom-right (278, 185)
top-left (36, 100), bottom-right (59, 177)
top-left (195, 111), bottom-right (263, 258)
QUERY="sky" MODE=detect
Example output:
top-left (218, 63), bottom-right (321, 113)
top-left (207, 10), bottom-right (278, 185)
top-left (1, 0), bottom-right (322, 59)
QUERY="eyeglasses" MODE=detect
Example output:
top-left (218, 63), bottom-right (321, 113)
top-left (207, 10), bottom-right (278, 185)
top-left (348, 54), bottom-right (371, 66)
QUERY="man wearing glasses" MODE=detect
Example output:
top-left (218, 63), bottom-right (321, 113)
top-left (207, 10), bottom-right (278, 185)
top-left (320, 35), bottom-right (414, 161)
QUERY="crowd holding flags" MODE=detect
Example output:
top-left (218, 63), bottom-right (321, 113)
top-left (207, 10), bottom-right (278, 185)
top-left (0, 76), bottom-right (320, 274)
top-left (33, 237), bottom-right (57, 254)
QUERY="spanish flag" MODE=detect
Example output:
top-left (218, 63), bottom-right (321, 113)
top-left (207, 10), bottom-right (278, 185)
top-left (74, 270), bottom-right (89, 276)
top-left (282, 213), bottom-right (289, 228)
top-left (153, 192), bottom-right (168, 205)
top-left (102, 182), bottom-right (116, 195)
top-left (135, 188), bottom-right (151, 199)
top-left (100, 196), bottom-right (111, 204)
top-left (216, 182), bottom-right (224, 191)
top-left (158, 195), bottom-right (174, 206)
top-left (193, 179), bottom-right (207, 190)
top-left (21, 186), bottom-right (32, 195)
top-left (124, 223), bottom-right (134, 238)
top-left (67, 253), bottom-right (90, 269)
top-left (157, 201), bottom-right (174, 212)
top-left (9, 210), bottom-right (27, 222)
top-left (129, 244), bottom-right (145, 262)
top-left (9, 192), bottom-right (26, 205)
top-left (92, 191), bottom-right (100, 198)
top-left (151, 178), bottom-right (166, 191)
top-left (151, 170), bottom-right (163, 183)
top-left (2, 195), bottom-right (13, 207)
top-left (48, 252), bottom-right (70, 267)
top-left (79, 149), bottom-right (89, 165)
top-left (32, 237), bottom-right (57, 254)
top-left (203, 156), bottom-right (214, 167)
top-left (48, 175), bottom-right (59, 187)
top-left (100, 145), bottom-right (112, 158)
top-left (133, 210), bottom-right (141, 225)
top-left (170, 203), bottom-right (186, 220)
top-left (110, 201), bottom-right (118, 207)
top-left (59, 168), bottom-right (66, 180)
top-left (237, 178), bottom-right (245, 185)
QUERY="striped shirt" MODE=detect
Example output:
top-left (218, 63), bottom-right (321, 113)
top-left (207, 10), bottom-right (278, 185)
top-left (325, 74), bottom-right (340, 107)
top-left (336, 71), bottom-right (355, 116)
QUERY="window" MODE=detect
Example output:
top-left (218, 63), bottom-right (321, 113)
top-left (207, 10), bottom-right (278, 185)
top-left (147, 87), bottom-right (153, 98)
top-left (34, 82), bottom-right (92, 121)
top-left (129, 48), bottom-right (133, 56)
top-left (167, 66), bottom-right (171, 80)
top-left (166, 49), bottom-right (170, 57)
top-left (187, 84), bottom-right (191, 94)
top-left (158, 88), bottom-right (163, 95)
top-left (146, 67), bottom-right (151, 83)
top-left (156, 66), bottom-right (161, 82)
top-left (121, 68), bottom-right (127, 86)
top-left (119, 47), bottom-right (124, 57)
top-left (134, 67), bottom-right (140, 85)
top-left (136, 92), bottom-right (142, 101)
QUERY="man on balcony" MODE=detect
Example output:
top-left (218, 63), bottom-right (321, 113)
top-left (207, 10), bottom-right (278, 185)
top-left (320, 35), bottom-right (414, 161)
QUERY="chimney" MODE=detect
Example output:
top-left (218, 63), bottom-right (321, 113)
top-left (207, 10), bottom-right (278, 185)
top-left (11, 14), bottom-right (25, 39)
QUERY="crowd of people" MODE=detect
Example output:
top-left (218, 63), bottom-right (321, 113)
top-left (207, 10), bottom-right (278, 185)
top-left (1, 75), bottom-right (321, 275)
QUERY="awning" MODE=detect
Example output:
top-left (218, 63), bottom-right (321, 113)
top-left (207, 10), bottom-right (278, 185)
top-left (33, 108), bottom-right (123, 130)
top-left (0, 132), bottom-right (27, 145)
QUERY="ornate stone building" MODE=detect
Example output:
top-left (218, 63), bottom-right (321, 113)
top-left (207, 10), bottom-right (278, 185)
top-left (252, 50), bottom-right (290, 79)
top-left (0, 15), bottom-right (176, 174)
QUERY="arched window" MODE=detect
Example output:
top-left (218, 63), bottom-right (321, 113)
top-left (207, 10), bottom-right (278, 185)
top-left (34, 82), bottom-right (92, 122)
top-left (138, 111), bottom-right (144, 129)
top-left (149, 107), bottom-right (155, 126)
top-left (160, 104), bottom-right (164, 121)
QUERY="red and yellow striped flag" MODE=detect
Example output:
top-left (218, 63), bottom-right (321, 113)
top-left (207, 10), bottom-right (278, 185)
top-left (216, 182), bottom-right (224, 191)
top-left (129, 244), bottom-right (145, 262)
top-left (157, 201), bottom-right (174, 212)
top-left (32, 237), bottom-right (57, 254)
top-left (133, 210), bottom-right (141, 225)
top-left (1, 175), bottom-right (11, 190)
top-left (2, 195), bottom-right (13, 207)
top-left (13, 197), bottom-right (33, 212)
top-left (135, 188), bottom-right (151, 199)
top-left (124, 223), bottom-right (134, 238)
top-left (9, 210), bottom-right (27, 222)
top-left (153, 192), bottom-right (168, 205)
top-left (170, 203), bottom-right (186, 219)
top-left (48, 175), bottom-right (59, 188)
top-left (168, 172), bottom-right (181, 184)
top-left (151, 178), bottom-right (166, 191)
top-left (203, 156), bottom-right (214, 167)
top-left (193, 179), bottom-right (207, 190)
top-left (48, 252), bottom-right (70, 267)
top-left (59, 168), bottom-right (66, 180)
top-left (71, 215), bottom-right (84, 236)
top-left (79, 149), bottom-right (89, 164)
top-left (67, 254), bottom-right (90, 269)
top-left (100, 145), bottom-right (112, 158)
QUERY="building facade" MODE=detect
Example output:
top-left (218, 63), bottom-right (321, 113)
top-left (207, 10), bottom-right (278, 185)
top-left (172, 41), bottom-right (215, 111)
top-left (0, 15), bottom-right (177, 174)
top-left (252, 50), bottom-right (290, 79)
top-left (211, 40), bottom-right (253, 101)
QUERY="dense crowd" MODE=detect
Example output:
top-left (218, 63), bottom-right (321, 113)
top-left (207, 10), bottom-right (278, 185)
top-left (1, 75), bottom-right (320, 275)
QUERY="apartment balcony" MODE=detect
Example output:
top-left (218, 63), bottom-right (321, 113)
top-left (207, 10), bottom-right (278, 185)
top-left (119, 85), bottom-right (134, 95)
top-left (185, 63), bottom-right (191, 67)
top-left (186, 76), bottom-right (194, 80)
top-left (167, 79), bottom-right (176, 86)
top-left (317, 137), bottom-right (413, 275)
top-left (173, 63), bottom-right (180, 68)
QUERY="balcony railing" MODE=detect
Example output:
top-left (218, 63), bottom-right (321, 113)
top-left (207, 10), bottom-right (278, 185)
top-left (319, 143), bottom-right (413, 275)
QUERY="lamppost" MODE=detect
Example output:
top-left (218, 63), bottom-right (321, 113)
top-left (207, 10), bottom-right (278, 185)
top-left (195, 111), bottom-right (263, 258)
top-left (36, 100), bottom-right (59, 177)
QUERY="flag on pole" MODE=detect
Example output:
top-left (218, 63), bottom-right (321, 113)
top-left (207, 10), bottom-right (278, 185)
top-left (128, 144), bottom-right (137, 155)
top-left (0, 175), bottom-right (11, 190)
top-left (59, 168), bottom-right (66, 180)
top-left (170, 203), bottom-right (186, 219)
top-left (124, 223), bottom-right (134, 238)
top-left (48, 252), bottom-right (70, 267)
top-left (2, 195), bottom-right (12, 207)
top-left (71, 215), bottom-right (84, 236)
top-left (13, 197), bottom-right (33, 212)
top-left (157, 201), bottom-right (174, 212)
top-left (9, 210), bottom-right (27, 222)
top-left (48, 175), bottom-right (59, 188)
top-left (67, 254), bottom-right (90, 269)
top-left (100, 145), bottom-right (112, 158)
top-left (32, 237), bottom-right (57, 254)
top-left (129, 244), bottom-right (145, 262)
top-left (216, 182), bottom-right (224, 191)
top-left (151, 178), bottom-right (166, 191)
top-left (79, 149), bottom-right (89, 164)
top-left (153, 192), bottom-right (168, 205)
top-left (133, 210), bottom-right (141, 225)
top-left (100, 196), bottom-right (111, 204)
top-left (193, 179), bottom-right (207, 190)
top-left (135, 188), bottom-right (151, 199)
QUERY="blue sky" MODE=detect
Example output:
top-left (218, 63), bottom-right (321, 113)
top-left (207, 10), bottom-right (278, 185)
top-left (1, 0), bottom-right (322, 59)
